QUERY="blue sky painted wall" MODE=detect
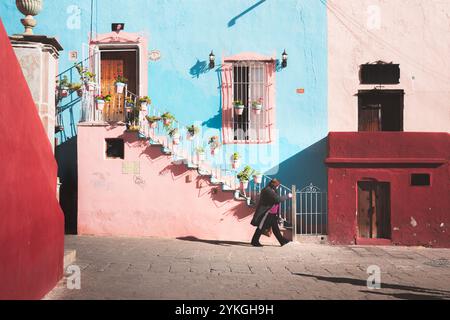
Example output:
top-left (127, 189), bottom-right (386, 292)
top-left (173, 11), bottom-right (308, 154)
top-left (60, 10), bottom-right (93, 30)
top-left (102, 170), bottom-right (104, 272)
top-left (1, 0), bottom-right (328, 190)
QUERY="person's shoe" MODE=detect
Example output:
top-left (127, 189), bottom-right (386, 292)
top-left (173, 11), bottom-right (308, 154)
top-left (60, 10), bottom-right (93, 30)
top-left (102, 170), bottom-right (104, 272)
top-left (251, 242), bottom-right (263, 247)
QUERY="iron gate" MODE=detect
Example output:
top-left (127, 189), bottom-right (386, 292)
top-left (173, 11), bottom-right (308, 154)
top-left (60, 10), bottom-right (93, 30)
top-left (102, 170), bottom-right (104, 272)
top-left (293, 183), bottom-right (328, 235)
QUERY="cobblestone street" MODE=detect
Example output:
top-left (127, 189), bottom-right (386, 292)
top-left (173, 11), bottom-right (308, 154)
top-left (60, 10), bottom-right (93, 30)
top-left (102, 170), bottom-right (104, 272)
top-left (44, 236), bottom-right (450, 300)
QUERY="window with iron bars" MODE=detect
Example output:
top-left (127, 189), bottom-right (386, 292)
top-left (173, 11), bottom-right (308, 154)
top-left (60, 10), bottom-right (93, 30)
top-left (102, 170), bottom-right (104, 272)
top-left (221, 60), bottom-right (274, 144)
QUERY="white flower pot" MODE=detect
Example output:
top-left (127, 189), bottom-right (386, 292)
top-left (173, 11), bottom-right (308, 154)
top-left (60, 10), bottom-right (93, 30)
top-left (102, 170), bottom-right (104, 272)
top-left (140, 102), bottom-right (148, 111)
top-left (116, 82), bottom-right (126, 94)
top-left (186, 133), bottom-right (194, 141)
top-left (253, 175), bottom-right (263, 184)
top-left (232, 160), bottom-right (240, 169)
top-left (60, 88), bottom-right (69, 97)
top-left (235, 105), bottom-right (245, 116)
top-left (210, 148), bottom-right (218, 156)
top-left (163, 119), bottom-right (172, 126)
top-left (96, 100), bottom-right (105, 111)
top-left (86, 82), bottom-right (96, 91)
top-left (172, 134), bottom-right (180, 145)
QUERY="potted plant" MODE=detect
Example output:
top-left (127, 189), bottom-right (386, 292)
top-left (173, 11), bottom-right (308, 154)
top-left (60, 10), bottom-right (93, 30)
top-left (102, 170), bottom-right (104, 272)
top-left (115, 75), bottom-right (128, 94)
top-left (139, 96), bottom-right (151, 111)
top-left (125, 98), bottom-right (135, 112)
top-left (146, 115), bottom-right (161, 129)
top-left (169, 128), bottom-right (180, 145)
top-left (252, 170), bottom-right (263, 184)
top-left (186, 125), bottom-right (200, 141)
top-left (208, 136), bottom-right (221, 155)
top-left (128, 125), bottom-right (141, 132)
top-left (95, 94), bottom-right (111, 111)
top-left (251, 98), bottom-right (263, 115)
top-left (161, 112), bottom-right (175, 126)
top-left (233, 100), bottom-right (245, 116)
top-left (196, 147), bottom-right (206, 162)
top-left (70, 83), bottom-right (83, 97)
top-left (231, 152), bottom-right (241, 169)
top-left (237, 166), bottom-right (253, 191)
top-left (58, 76), bottom-right (70, 98)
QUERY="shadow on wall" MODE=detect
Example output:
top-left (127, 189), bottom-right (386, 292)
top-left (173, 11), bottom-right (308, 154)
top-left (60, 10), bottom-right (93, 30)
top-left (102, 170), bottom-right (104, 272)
top-left (202, 68), bottom-right (223, 129)
top-left (228, 0), bottom-right (267, 27)
top-left (266, 137), bottom-right (328, 191)
top-left (189, 60), bottom-right (209, 78)
top-left (55, 137), bottom-right (78, 234)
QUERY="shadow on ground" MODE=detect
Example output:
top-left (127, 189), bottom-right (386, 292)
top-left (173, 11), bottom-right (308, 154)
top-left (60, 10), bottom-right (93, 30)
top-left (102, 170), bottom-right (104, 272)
top-left (294, 273), bottom-right (450, 300)
top-left (177, 236), bottom-right (256, 247)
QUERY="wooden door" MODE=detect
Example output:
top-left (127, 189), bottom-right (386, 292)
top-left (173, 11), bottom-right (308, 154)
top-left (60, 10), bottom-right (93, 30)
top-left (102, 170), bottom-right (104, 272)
top-left (357, 182), bottom-right (391, 239)
top-left (100, 50), bottom-right (137, 122)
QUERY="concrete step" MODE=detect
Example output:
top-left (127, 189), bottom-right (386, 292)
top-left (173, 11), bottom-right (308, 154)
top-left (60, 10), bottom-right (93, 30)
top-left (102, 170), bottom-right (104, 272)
top-left (294, 235), bottom-right (328, 244)
top-left (64, 249), bottom-right (76, 269)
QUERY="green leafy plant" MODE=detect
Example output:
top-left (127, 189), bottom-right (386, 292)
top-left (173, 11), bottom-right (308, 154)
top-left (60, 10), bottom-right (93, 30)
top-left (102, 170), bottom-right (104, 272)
top-left (139, 96), bottom-right (152, 104)
top-left (186, 125), bottom-right (200, 136)
top-left (69, 82), bottom-right (82, 91)
top-left (96, 94), bottom-right (111, 102)
top-left (168, 128), bottom-right (179, 137)
top-left (146, 116), bottom-right (161, 123)
top-left (233, 100), bottom-right (243, 107)
top-left (231, 152), bottom-right (240, 161)
top-left (115, 74), bottom-right (128, 84)
top-left (237, 166), bottom-right (253, 182)
top-left (58, 76), bottom-right (70, 88)
top-left (251, 98), bottom-right (263, 108)
top-left (161, 112), bottom-right (175, 120)
top-left (196, 146), bottom-right (205, 154)
top-left (208, 136), bottom-right (221, 149)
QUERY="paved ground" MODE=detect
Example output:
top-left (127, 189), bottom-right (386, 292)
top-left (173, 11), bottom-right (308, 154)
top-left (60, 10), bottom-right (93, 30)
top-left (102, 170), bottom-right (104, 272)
top-left (44, 235), bottom-right (450, 300)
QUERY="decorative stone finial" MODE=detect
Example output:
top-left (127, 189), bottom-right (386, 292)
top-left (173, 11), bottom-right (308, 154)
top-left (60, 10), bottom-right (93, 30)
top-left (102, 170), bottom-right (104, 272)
top-left (16, 0), bottom-right (43, 35)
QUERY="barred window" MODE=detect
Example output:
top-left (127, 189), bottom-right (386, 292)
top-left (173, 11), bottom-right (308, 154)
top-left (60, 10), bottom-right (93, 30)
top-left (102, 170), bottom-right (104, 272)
top-left (221, 55), bottom-right (275, 144)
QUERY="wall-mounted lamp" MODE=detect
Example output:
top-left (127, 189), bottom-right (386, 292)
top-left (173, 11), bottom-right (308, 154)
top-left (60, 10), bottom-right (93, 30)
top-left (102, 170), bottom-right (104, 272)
top-left (282, 50), bottom-right (288, 68)
top-left (209, 51), bottom-right (216, 69)
top-left (112, 23), bottom-right (125, 32)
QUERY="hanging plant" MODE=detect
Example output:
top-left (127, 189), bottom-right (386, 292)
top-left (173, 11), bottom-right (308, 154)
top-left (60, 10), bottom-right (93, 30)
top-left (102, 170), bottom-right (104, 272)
top-left (251, 98), bottom-right (263, 115)
top-left (168, 127), bottom-right (180, 145)
top-left (233, 100), bottom-right (245, 116)
top-left (231, 152), bottom-right (241, 169)
top-left (208, 136), bottom-right (221, 155)
top-left (114, 74), bottom-right (128, 94)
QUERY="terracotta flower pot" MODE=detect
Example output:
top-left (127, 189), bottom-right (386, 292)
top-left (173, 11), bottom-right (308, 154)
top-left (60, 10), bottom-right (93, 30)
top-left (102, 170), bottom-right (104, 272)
top-left (252, 104), bottom-right (262, 115)
top-left (186, 133), bottom-right (195, 141)
top-left (77, 89), bottom-right (83, 97)
top-left (232, 160), bottom-right (240, 169)
top-left (163, 119), bottom-right (172, 126)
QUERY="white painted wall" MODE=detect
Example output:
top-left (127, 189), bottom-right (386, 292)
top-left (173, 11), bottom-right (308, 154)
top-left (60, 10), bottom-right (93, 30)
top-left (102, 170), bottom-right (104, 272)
top-left (328, 0), bottom-right (450, 132)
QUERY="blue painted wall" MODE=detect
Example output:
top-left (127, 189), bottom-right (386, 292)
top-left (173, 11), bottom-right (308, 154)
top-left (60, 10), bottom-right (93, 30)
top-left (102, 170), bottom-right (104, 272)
top-left (1, 0), bottom-right (328, 190)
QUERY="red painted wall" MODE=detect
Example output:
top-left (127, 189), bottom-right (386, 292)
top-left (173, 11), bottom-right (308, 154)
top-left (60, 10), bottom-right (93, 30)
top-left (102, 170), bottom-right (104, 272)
top-left (326, 132), bottom-right (450, 248)
top-left (0, 20), bottom-right (64, 299)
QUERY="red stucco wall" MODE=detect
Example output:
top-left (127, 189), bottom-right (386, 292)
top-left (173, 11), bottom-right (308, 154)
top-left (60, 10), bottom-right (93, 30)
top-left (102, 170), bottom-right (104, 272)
top-left (327, 132), bottom-right (450, 248)
top-left (0, 20), bottom-right (64, 299)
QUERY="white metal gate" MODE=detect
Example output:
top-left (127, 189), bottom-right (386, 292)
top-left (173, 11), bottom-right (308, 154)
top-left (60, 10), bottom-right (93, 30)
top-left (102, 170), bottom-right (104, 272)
top-left (292, 183), bottom-right (328, 236)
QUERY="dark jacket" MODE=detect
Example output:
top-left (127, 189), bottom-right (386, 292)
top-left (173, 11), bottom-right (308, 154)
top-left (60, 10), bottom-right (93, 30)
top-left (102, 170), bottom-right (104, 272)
top-left (250, 186), bottom-right (289, 228)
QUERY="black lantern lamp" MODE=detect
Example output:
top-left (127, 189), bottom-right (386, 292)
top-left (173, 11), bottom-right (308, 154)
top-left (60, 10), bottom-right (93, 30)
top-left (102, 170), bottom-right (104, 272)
top-left (209, 51), bottom-right (216, 69)
top-left (281, 50), bottom-right (288, 68)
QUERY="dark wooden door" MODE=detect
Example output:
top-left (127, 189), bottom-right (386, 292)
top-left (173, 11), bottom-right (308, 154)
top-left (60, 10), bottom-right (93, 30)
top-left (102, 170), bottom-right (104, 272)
top-left (100, 50), bottom-right (137, 121)
top-left (357, 182), bottom-right (391, 239)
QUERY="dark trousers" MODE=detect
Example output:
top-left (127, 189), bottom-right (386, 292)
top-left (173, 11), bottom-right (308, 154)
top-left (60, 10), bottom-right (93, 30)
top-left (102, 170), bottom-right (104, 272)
top-left (251, 214), bottom-right (289, 246)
